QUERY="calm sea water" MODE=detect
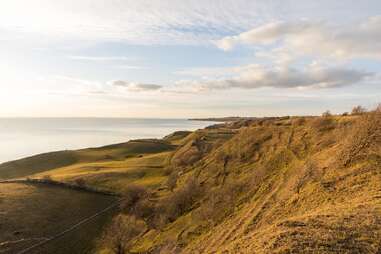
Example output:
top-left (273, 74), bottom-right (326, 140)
top-left (0, 118), bottom-right (214, 163)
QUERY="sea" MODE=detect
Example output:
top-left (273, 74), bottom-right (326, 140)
top-left (0, 118), bottom-right (215, 163)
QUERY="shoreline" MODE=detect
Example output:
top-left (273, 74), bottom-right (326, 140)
top-left (0, 118), bottom-right (216, 165)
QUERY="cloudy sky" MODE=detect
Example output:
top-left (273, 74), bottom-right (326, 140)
top-left (1, 0), bottom-right (380, 117)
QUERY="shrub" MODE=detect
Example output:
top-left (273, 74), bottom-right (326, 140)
top-left (172, 146), bottom-right (201, 166)
top-left (340, 111), bottom-right (381, 166)
top-left (322, 110), bottom-right (332, 117)
top-left (351, 105), bottom-right (367, 115)
top-left (153, 241), bottom-right (181, 254)
top-left (74, 178), bottom-right (86, 187)
top-left (120, 185), bottom-right (157, 228)
top-left (158, 177), bottom-right (203, 223)
top-left (102, 215), bottom-right (144, 254)
top-left (293, 117), bottom-right (306, 125)
top-left (312, 117), bottom-right (335, 132)
top-left (120, 184), bottom-right (149, 213)
top-left (133, 199), bottom-right (155, 223)
top-left (197, 180), bottom-right (245, 225)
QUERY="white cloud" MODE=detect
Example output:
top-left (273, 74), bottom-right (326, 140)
top-left (216, 16), bottom-right (381, 60)
top-left (68, 56), bottom-right (133, 61)
top-left (110, 80), bottom-right (162, 92)
top-left (174, 67), bottom-right (239, 78)
top-left (114, 65), bottom-right (147, 70)
top-left (172, 64), bottom-right (372, 92)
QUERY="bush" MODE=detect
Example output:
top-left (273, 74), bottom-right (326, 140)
top-left (293, 117), bottom-right (306, 125)
top-left (152, 241), bottom-right (181, 254)
top-left (340, 111), bottom-right (381, 166)
top-left (172, 146), bottom-right (201, 166)
top-left (119, 185), bottom-right (157, 228)
top-left (102, 215), bottom-right (144, 254)
top-left (133, 199), bottom-right (155, 223)
top-left (312, 117), bottom-right (335, 131)
top-left (322, 110), bottom-right (332, 117)
top-left (74, 178), bottom-right (86, 187)
top-left (120, 184), bottom-right (149, 213)
top-left (157, 177), bottom-right (203, 223)
top-left (197, 180), bottom-right (245, 225)
top-left (351, 105), bottom-right (366, 115)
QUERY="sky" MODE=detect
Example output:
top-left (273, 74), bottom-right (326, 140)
top-left (1, 0), bottom-right (380, 118)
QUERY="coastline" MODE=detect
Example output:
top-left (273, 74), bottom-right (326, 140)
top-left (0, 118), bottom-right (215, 164)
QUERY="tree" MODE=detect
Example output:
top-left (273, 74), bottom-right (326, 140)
top-left (322, 110), bottom-right (332, 117)
top-left (120, 184), bottom-right (148, 213)
top-left (159, 177), bottom-right (203, 222)
top-left (351, 105), bottom-right (366, 115)
top-left (102, 215), bottom-right (144, 254)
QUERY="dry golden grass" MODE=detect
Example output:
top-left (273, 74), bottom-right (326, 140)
top-left (1, 114), bottom-right (380, 253)
top-left (128, 114), bottom-right (381, 253)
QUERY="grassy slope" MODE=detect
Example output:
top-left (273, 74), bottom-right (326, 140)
top-left (180, 115), bottom-right (381, 253)
top-left (0, 139), bottom-right (174, 181)
top-left (1, 115), bottom-right (380, 253)
top-left (0, 183), bottom-right (116, 254)
top-left (33, 151), bottom-right (172, 193)
top-left (0, 139), bottom-right (176, 253)
top-left (131, 114), bottom-right (381, 253)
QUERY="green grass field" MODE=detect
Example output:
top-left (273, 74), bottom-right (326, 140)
top-left (33, 151), bottom-right (172, 193)
top-left (0, 139), bottom-right (174, 180)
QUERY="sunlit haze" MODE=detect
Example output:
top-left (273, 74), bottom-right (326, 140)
top-left (1, 0), bottom-right (381, 117)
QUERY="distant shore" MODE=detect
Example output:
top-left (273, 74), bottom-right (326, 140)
top-left (189, 117), bottom-right (256, 122)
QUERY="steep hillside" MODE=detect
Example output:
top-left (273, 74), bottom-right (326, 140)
top-left (124, 113), bottom-right (380, 253)
top-left (180, 113), bottom-right (381, 253)
top-left (1, 113), bottom-right (380, 253)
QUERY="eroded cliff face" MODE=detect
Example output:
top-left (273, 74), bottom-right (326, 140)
top-left (132, 113), bottom-right (381, 253)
